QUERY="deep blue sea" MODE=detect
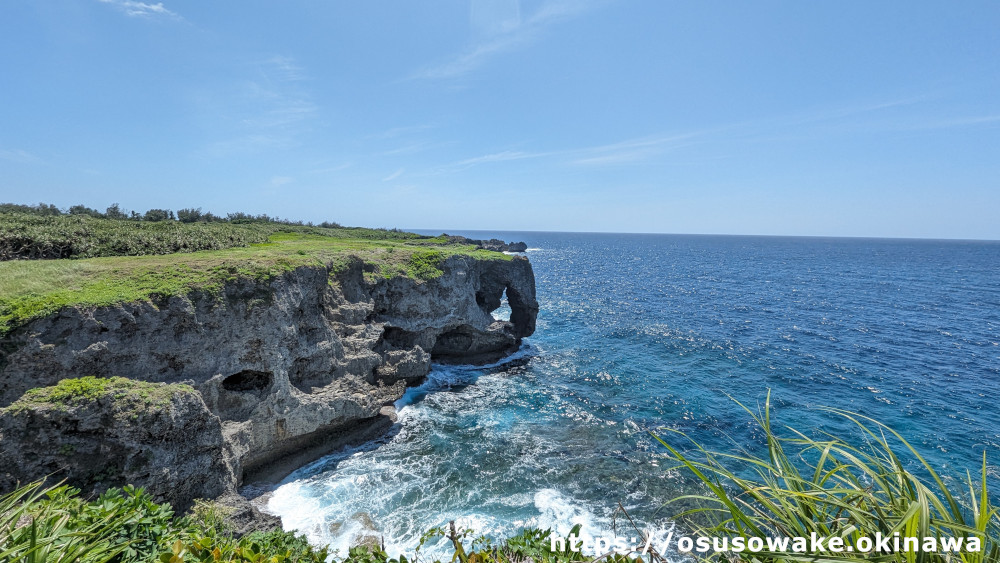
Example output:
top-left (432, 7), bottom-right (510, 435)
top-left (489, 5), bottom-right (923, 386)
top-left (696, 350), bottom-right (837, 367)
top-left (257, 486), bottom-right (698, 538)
top-left (267, 232), bottom-right (1000, 558)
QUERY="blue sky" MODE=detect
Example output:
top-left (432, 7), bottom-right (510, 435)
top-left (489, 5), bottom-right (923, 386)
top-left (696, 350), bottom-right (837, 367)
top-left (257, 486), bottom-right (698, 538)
top-left (1, 1), bottom-right (998, 238)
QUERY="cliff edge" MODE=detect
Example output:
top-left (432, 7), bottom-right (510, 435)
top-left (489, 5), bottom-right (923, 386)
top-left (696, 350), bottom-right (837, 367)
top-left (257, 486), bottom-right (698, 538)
top-left (0, 252), bottom-right (537, 513)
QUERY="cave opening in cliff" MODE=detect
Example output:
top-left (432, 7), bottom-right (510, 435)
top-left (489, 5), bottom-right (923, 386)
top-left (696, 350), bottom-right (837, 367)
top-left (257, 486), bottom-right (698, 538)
top-left (222, 370), bottom-right (273, 393)
top-left (492, 288), bottom-right (512, 321)
top-left (430, 324), bottom-right (479, 359)
top-left (382, 326), bottom-right (418, 348)
top-left (475, 283), bottom-right (511, 320)
top-left (473, 278), bottom-right (535, 337)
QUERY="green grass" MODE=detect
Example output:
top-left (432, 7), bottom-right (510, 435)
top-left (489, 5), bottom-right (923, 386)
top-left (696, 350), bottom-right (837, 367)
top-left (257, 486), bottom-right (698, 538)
top-left (0, 232), bottom-right (510, 335)
top-left (4, 377), bottom-right (194, 414)
top-left (656, 392), bottom-right (1000, 562)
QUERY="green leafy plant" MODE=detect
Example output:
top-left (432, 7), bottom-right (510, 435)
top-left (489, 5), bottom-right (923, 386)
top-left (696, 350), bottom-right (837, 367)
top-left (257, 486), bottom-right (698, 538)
top-left (413, 522), bottom-right (612, 563)
top-left (656, 393), bottom-right (1000, 562)
top-left (161, 529), bottom-right (329, 563)
top-left (501, 525), bottom-right (593, 563)
top-left (1, 481), bottom-right (134, 563)
top-left (72, 486), bottom-right (179, 563)
top-left (1, 481), bottom-right (332, 563)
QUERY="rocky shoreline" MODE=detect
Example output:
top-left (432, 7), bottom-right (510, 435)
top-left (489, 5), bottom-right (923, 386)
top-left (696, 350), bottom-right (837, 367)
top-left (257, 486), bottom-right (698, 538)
top-left (443, 235), bottom-right (529, 253)
top-left (0, 251), bottom-right (537, 533)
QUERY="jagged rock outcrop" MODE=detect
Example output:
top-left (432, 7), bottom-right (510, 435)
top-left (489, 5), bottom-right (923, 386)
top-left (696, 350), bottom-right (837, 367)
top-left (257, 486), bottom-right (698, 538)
top-left (0, 379), bottom-right (233, 508)
top-left (0, 253), bottom-right (537, 511)
top-left (444, 235), bottom-right (528, 253)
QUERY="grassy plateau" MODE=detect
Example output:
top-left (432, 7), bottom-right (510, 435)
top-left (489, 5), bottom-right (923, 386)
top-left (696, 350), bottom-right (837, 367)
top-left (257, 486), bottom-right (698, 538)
top-left (0, 213), bottom-right (510, 336)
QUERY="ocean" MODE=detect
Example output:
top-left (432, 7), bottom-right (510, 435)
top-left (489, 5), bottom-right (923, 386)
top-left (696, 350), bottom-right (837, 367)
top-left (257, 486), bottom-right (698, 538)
top-left (266, 232), bottom-right (1000, 558)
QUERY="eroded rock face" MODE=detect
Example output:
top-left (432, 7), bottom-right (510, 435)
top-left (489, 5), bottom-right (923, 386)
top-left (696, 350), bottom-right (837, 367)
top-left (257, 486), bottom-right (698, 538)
top-left (0, 254), bottom-right (537, 509)
top-left (0, 384), bottom-right (233, 510)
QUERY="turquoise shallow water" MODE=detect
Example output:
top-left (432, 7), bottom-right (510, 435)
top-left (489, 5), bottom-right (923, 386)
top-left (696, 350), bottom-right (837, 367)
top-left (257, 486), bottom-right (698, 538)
top-left (267, 232), bottom-right (1000, 557)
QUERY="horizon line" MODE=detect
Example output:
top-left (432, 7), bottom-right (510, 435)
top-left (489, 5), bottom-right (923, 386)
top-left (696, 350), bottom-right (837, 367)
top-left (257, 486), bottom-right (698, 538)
top-left (404, 228), bottom-right (1000, 244)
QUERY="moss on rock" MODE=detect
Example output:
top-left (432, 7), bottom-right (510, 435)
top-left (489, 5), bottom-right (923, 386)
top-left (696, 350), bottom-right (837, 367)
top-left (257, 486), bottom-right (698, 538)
top-left (4, 376), bottom-right (194, 414)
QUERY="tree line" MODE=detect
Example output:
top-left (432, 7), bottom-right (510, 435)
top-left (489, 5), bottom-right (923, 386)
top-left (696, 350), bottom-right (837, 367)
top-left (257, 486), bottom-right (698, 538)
top-left (0, 202), bottom-right (342, 229)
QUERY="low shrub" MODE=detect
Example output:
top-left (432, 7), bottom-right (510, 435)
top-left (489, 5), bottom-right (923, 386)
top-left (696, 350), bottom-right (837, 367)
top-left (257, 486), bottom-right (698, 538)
top-left (5, 377), bottom-right (192, 413)
top-left (407, 250), bottom-right (445, 280)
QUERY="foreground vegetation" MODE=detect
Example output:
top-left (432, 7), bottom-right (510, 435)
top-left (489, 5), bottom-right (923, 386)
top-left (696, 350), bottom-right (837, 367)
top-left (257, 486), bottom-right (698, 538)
top-left (0, 482), bottom-right (604, 563)
top-left (1, 482), bottom-right (331, 563)
top-left (657, 394), bottom-right (1000, 561)
top-left (0, 207), bottom-right (511, 335)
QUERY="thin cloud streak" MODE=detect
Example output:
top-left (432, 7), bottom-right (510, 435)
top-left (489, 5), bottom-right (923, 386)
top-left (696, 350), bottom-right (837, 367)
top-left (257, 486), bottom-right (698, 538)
top-left (569, 134), bottom-right (704, 165)
top-left (435, 133), bottom-right (709, 173)
top-left (201, 55), bottom-right (317, 157)
top-left (0, 148), bottom-right (43, 164)
top-left (409, 0), bottom-right (597, 80)
top-left (382, 169), bottom-right (405, 182)
top-left (410, 94), bottom-right (991, 183)
top-left (260, 56), bottom-right (308, 83)
top-left (380, 141), bottom-right (447, 156)
top-left (901, 114), bottom-right (1000, 131)
top-left (366, 124), bottom-right (436, 140)
top-left (449, 150), bottom-right (543, 168)
top-left (307, 163), bottom-right (353, 175)
top-left (96, 0), bottom-right (180, 19)
top-left (744, 96), bottom-right (1000, 140)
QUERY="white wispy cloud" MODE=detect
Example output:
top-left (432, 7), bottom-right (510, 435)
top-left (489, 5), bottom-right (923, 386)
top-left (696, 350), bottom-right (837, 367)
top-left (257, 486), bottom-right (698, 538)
top-left (762, 95), bottom-right (932, 133)
top-left (261, 56), bottom-right (307, 83)
top-left (410, 0), bottom-right (597, 80)
top-left (382, 169), bottom-right (405, 182)
top-left (569, 134), bottom-right (703, 165)
top-left (204, 135), bottom-right (290, 156)
top-left (435, 133), bottom-right (706, 173)
top-left (0, 148), bottom-right (43, 164)
top-left (202, 55), bottom-right (318, 157)
top-left (895, 114), bottom-right (1000, 131)
top-left (446, 150), bottom-right (545, 170)
top-left (423, 94), bottom-right (996, 179)
top-left (97, 0), bottom-right (179, 19)
top-left (243, 56), bottom-right (316, 128)
top-left (365, 124), bottom-right (449, 156)
top-left (380, 141), bottom-right (441, 156)
top-left (470, 0), bottom-right (522, 36)
top-left (270, 176), bottom-right (293, 186)
top-left (740, 95), bottom-right (1000, 140)
top-left (307, 162), bottom-right (353, 174)
top-left (366, 124), bottom-right (436, 140)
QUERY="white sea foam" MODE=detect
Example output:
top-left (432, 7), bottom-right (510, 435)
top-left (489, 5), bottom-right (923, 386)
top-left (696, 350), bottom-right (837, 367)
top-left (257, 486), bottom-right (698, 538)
top-left (267, 342), bottom-right (545, 559)
top-left (492, 299), bottom-right (512, 321)
top-left (532, 488), bottom-right (604, 540)
top-left (395, 342), bottom-right (534, 409)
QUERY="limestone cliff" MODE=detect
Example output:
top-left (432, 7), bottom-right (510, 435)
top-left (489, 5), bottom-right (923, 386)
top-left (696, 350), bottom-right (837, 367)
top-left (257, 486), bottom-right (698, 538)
top-left (0, 253), bottom-right (537, 511)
